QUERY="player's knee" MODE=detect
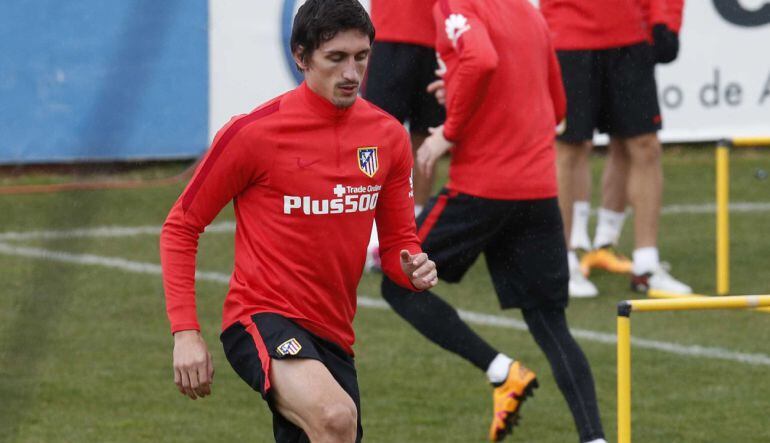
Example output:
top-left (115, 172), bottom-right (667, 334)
top-left (626, 133), bottom-right (662, 164)
top-left (556, 140), bottom-right (592, 164)
top-left (317, 401), bottom-right (357, 440)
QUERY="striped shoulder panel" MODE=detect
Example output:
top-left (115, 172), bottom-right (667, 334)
top-left (182, 97), bottom-right (282, 211)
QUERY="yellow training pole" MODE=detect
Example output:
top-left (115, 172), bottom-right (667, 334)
top-left (617, 312), bottom-right (632, 443)
top-left (629, 294), bottom-right (770, 312)
top-left (716, 140), bottom-right (730, 296)
top-left (647, 289), bottom-right (770, 313)
top-left (731, 137), bottom-right (770, 147)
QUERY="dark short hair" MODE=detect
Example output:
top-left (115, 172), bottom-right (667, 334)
top-left (290, 0), bottom-right (375, 70)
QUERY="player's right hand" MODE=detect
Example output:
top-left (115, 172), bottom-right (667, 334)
top-left (173, 330), bottom-right (214, 400)
top-left (400, 250), bottom-right (438, 290)
top-left (427, 79), bottom-right (446, 106)
top-left (417, 126), bottom-right (453, 178)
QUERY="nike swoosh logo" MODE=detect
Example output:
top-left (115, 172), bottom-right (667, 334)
top-left (296, 158), bottom-right (321, 169)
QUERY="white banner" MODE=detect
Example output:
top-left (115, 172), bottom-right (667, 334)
top-left (210, 0), bottom-right (770, 143)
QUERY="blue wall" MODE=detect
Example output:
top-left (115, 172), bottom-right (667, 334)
top-left (0, 0), bottom-right (208, 164)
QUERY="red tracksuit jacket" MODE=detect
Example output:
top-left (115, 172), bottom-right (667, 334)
top-left (434, 0), bottom-right (566, 200)
top-left (371, 0), bottom-right (437, 48)
top-left (540, 0), bottom-right (685, 50)
top-left (160, 82), bottom-right (422, 355)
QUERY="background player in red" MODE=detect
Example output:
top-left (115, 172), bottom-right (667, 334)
top-left (160, 1), bottom-right (437, 441)
top-left (381, 0), bottom-right (606, 441)
top-left (362, 0), bottom-right (445, 271)
top-left (540, 0), bottom-right (691, 297)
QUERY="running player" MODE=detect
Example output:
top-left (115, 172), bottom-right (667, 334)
top-left (160, 1), bottom-right (437, 441)
top-left (381, 0), bottom-right (606, 441)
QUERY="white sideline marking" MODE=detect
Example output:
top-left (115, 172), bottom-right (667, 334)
top-left (661, 202), bottom-right (770, 215)
top-left (2, 242), bottom-right (770, 367)
top-left (0, 221), bottom-right (235, 241)
top-left (1, 201), bottom-right (769, 241)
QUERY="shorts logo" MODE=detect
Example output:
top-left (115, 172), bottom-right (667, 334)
top-left (276, 338), bottom-right (302, 356)
top-left (357, 147), bottom-right (379, 178)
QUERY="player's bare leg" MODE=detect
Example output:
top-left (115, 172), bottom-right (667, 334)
top-left (556, 140), bottom-right (598, 297)
top-left (581, 137), bottom-right (633, 275)
top-left (270, 358), bottom-right (357, 443)
top-left (600, 137), bottom-right (629, 214)
top-left (556, 140), bottom-right (593, 243)
top-left (624, 133), bottom-right (661, 249)
top-left (623, 132), bottom-right (691, 293)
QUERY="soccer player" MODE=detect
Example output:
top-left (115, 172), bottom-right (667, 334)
top-left (381, 0), bottom-right (606, 442)
top-left (540, 0), bottom-right (692, 297)
top-left (160, 1), bottom-right (437, 441)
top-left (362, 0), bottom-right (445, 271)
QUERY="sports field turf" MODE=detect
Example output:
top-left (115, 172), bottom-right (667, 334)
top-left (1, 148), bottom-right (768, 442)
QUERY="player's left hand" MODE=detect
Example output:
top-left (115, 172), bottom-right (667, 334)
top-left (400, 250), bottom-right (438, 290)
top-left (427, 79), bottom-right (446, 106)
top-left (416, 126), bottom-right (453, 178)
top-left (652, 23), bottom-right (679, 64)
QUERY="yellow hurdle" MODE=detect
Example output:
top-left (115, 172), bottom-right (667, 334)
top-left (731, 137), bottom-right (770, 147)
top-left (648, 289), bottom-right (770, 313)
top-left (616, 295), bottom-right (770, 443)
top-left (714, 137), bottom-right (770, 296)
top-left (715, 140), bottom-right (730, 296)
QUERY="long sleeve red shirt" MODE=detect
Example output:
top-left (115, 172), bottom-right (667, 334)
top-left (539, 0), bottom-right (685, 50)
top-left (434, 0), bottom-right (565, 200)
top-left (160, 82), bottom-right (422, 355)
top-left (371, 0), bottom-right (437, 48)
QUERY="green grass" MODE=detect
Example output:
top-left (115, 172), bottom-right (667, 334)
top-left (0, 148), bottom-right (768, 442)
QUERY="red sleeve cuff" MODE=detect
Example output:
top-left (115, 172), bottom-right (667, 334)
top-left (442, 124), bottom-right (459, 143)
top-left (171, 322), bottom-right (201, 335)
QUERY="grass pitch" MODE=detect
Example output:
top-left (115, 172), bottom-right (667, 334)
top-left (1, 148), bottom-right (768, 442)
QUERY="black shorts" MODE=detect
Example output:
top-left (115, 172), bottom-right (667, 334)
top-left (556, 42), bottom-right (662, 142)
top-left (416, 190), bottom-right (569, 309)
top-left (221, 313), bottom-right (362, 442)
top-left (363, 41), bottom-right (445, 133)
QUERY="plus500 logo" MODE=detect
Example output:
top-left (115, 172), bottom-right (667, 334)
top-left (283, 184), bottom-right (381, 215)
top-left (283, 193), bottom-right (379, 215)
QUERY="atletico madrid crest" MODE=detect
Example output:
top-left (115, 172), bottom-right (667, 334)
top-left (276, 338), bottom-right (302, 356)
top-left (357, 147), bottom-right (379, 178)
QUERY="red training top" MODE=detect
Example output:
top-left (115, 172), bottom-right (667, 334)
top-left (371, 0), bottom-right (437, 48)
top-left (160, 82), bottom-right (422, 355)
top-left (434, 0), bottom-right (566, 200)
top-left (539, 0), bottom-right (685, 50)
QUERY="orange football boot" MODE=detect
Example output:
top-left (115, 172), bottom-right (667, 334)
top-left (488, 362), bottom-right (538, 441)
top-left (580, 245), bottom-right (632, 276)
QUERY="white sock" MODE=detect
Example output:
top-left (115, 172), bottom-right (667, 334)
top-left (570, 201), bottom-right (592, 251)
top-left (486, 353), bottom-right (514, 384)
top-left (632, 247), bottom-right (659, 275)
top-left (584, 439), bottom-right (607, 443)
top-left (567, 250), bottom-right (581, 274)
top-left (414, 204), bottom-right (424, 217)
top-left (593, 207), bottom-right (626, 248)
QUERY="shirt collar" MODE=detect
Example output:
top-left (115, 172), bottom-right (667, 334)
top-left (300, 81), bottom-right (356, 120)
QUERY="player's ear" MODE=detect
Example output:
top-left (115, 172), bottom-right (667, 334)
top-left (293, 46), bottom-right (309, 72)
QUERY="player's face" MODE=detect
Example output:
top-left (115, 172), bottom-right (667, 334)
top-left (299, 30), bottom-right (371, 108)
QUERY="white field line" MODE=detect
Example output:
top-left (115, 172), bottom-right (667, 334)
top-left (2, 242), bottom-right (769, 367)
top-left (1, 201), bottom-right (769, 242)
top-left (0, 221), bottom-right (236, 242)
